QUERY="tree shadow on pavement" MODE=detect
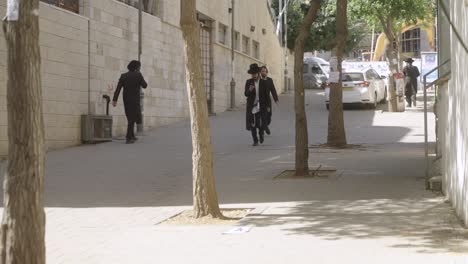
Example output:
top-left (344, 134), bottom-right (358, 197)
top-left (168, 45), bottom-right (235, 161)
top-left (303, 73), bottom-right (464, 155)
top-left (239, 198), bottom-right (468, 254)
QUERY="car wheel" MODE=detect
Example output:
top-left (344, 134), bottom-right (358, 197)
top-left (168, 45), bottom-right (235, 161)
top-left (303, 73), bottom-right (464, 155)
top-left (370, 92), bottom-right (377, 109)
top-left (381, 87), bottom-right (388, 103)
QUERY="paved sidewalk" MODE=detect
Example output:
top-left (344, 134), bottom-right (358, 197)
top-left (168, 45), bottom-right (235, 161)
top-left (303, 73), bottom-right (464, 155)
top-left (1, 90), bottom-right (467, 263)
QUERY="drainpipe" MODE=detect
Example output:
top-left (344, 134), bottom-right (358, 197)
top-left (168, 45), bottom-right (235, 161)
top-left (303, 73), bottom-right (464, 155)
top-left (137, 0), bottom-right (144, 133)
top-left (230, 0), bottom-right (236, 109)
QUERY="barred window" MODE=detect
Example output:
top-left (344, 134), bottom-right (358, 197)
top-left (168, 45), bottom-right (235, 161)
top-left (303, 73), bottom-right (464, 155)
top-left (252, 40), bottom-right (260, 59)
top-left (41, 0), bottom-right (79, 14)
top-left (242, 35), bottom-right (250, 55)
top-left (117, 0), bottom-right (162, 17)
top-left (401, 28), bottom-right (421, 56)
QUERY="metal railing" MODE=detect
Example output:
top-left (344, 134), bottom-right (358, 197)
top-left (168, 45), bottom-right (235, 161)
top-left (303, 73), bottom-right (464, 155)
top-left (423, 59), bottom-right (451, 188)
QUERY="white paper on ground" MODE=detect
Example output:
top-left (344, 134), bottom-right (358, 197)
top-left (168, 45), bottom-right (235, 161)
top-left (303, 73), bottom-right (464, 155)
top-left (222, 226), bottom-right (252, 235)
top-left (329, 71), bottom-right (340, 83)
top-left (6, 0), bottom-right (19, 21)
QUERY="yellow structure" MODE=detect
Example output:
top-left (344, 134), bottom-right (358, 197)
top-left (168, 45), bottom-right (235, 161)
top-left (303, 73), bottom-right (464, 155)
top-left (372, 21), bottom-right (436, 61)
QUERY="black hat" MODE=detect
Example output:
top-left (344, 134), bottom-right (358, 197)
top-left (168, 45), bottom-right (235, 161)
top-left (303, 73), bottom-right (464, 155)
top-left (247, 63), bottom-right (260, 74)
top-left (404, 58), bottom-right (414, 63)
top-left (127, 60), bottom-right (141, 71)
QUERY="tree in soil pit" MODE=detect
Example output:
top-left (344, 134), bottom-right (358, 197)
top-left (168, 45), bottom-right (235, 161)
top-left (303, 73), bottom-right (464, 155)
top-left (294, 0), bottom-right (322, 176)
top-left (180, 0), bottom-right (223, 218)
top-left (1, 0), bottom-right (46, 263)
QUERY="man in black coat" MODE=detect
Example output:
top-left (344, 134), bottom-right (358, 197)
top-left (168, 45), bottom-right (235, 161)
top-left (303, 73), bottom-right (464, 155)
top-left (245, 63), bottom-right (270, 146)
top-left (403, 58), bottom-right (420, 107)
top-left (112, 60), bottom-right (148, 144)
top-left (260, 66), bottom-right (279, 135)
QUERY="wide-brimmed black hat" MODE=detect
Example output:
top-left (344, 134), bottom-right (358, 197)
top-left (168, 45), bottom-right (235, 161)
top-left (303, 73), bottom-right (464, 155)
top-left (404, 58), bottom-right (414, 63)
top-left (247, 63), bottom-right (260, 74)
top-left (127, 60), bottom-right (141, 71)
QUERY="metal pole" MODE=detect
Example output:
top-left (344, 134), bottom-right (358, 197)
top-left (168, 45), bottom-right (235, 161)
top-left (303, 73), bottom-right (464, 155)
top-left (423, 76), bottom-right (429, 188)
top-left (137, 0), bottom-right (144, 133)
top-left (88, 19), bottom-right (91, 116)
top-left (230, 0), bottom-right (236, 109)
top-left (370, 27), bottom-right (375, 61)
top-left (284, 0), bottom-right (288, 91)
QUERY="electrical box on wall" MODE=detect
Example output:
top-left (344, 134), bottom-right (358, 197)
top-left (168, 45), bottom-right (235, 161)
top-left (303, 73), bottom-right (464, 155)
top-left (81, 115), bottom-right (113, 144)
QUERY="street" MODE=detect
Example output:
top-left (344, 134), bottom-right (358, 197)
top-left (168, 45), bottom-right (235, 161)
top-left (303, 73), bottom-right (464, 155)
top-left (2, 90), bottom-right (467, 263)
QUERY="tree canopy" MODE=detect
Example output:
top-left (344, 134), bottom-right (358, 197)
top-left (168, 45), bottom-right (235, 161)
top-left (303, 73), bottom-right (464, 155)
top-left (272, 0), bottom-right (367, 53)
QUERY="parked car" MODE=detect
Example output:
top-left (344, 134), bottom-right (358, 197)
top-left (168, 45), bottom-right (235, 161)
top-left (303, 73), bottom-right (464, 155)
top-left (303, 57), bottom-right (330, 89)
top-left (324, 67), bottom-right (387, 110)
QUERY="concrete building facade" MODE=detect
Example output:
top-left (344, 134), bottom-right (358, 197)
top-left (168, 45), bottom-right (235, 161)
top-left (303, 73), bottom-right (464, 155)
top-left (0, 0), bottom-right (292, 157)
top-left (434, 0), bottom-right (468, 225)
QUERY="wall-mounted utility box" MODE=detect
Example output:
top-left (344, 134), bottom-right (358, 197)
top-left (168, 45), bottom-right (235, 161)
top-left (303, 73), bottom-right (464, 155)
top-left (81, 115), bottom-right (113, 143)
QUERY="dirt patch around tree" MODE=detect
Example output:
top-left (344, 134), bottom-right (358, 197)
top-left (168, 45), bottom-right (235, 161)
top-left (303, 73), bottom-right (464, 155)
top-left (159, 209), bottom-right (251, 226)
top-left (274, 166), bottom-right (337, 179)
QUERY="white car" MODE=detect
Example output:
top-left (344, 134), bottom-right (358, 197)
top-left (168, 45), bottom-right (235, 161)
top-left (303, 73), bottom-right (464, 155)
top-left (325, 67), bottom-right (387, 110)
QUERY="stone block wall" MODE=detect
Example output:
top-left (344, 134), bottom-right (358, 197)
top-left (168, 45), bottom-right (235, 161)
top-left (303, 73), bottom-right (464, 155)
top-left (0, 0), bottom-right (290, 157)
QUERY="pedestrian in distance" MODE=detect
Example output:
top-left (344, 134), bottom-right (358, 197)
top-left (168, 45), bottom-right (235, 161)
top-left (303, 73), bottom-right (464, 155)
top-left (260, 66), bottom-right (279, 135)
top-left (403, 58), bottom-right (420, 107)
top-left (112, 60), bottom-right (148, 144)
top-left (245, 63), bottom-right (269, 146)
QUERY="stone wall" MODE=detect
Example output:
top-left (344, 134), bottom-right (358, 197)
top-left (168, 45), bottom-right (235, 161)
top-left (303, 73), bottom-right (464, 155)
top-left (0, 0), bottom-right (290, 157)
top-left (436, 0), bottom-right (468, 224)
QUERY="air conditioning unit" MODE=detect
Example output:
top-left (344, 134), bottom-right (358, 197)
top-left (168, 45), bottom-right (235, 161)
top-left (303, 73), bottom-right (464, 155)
top-left (81, 115), bottom-right (113, 143)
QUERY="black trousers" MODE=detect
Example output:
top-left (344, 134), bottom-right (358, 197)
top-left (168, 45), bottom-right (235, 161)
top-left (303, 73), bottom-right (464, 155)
top-left (250, 112), bottom-right (264, 143)
top-left (124, 102), bottom-right (141, 140)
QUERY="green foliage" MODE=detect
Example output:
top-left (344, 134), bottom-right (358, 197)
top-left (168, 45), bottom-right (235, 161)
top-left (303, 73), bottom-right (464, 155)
top-left (352, 0), bottom-right (435, 32)
top-left (272, 0), bottom-right (368, 52)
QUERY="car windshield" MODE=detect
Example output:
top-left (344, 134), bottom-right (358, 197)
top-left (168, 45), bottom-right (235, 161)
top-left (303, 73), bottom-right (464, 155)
top-left (321, 64), bottom-right (330, 74)
top-left (342, 73), bottom-right (364, 82)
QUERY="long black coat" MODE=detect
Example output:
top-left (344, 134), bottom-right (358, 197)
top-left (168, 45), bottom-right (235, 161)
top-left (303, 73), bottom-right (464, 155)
top-left (113, 71), bottom-right (148, 122)
top-left (245, 78), bottom-right (269, 130)
top-left (403, 65), bottom-right (420, 97)
top-left (262, 77), bottom-right (279, 108)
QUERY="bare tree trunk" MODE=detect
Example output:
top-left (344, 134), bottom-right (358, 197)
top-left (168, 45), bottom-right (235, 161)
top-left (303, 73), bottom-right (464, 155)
top-left (0, 1), bottom-right (46, 263)
top-left (293, 0), bottom-right (321, 176)
top-left (180, 0), bottom-right (222, 218)
top-left (379, 16), bottom-right (399, 112)
top-left (327, 0), bottom-right (347, 147)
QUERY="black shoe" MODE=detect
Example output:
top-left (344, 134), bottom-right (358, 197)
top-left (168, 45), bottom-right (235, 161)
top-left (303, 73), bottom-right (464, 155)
top-left (126, 139), bottom-right (135, 144)
top-left (265, 127), bottom-right (271, 135)
top-left (132, 137), bottom-right (138, 141)
top-left (252, 142), bottom-right (258, 146)
top-left (259, 134), bottom-right (264, 144)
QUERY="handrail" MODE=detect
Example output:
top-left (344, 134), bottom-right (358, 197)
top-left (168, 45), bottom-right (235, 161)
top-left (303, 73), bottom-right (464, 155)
top-left (424, 59), bottom-right (451, 88)
top-left (423, 59), bottom-right (451, 189)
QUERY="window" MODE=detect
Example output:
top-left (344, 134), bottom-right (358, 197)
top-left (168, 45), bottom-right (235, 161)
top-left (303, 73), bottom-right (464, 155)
top-left (242, 35), bottom-right (250, 55)
top-left (252, 40), bottom-right (260, 59)
top-left (233, 31), bottom-right (240, 51)
top-left (342, 73), bottom-right (364, 82)
top-left (117, 0), bottom-right (162, 16)
top-left (401, 28), bottom-right (421, 56)
top-left (218, 23), bottom-right (228, 45)
top-left (41, 0), bottom-right (79, 13)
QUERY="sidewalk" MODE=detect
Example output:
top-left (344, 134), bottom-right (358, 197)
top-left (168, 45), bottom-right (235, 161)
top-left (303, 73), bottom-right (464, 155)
top-left (1, 90), bottom-right (467, 263)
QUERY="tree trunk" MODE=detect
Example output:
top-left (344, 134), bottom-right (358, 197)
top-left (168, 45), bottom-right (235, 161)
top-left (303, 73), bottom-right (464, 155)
top-left (327, 0), bottom-right (347, 147)
top-left (180, 0), bottom-right (222, 218)
top-left (379, 16), bottom-right (399, 112)
top-left (1, 1), bottom-right (46, 263)
top-left (293, 0), bottom-right (321, 176)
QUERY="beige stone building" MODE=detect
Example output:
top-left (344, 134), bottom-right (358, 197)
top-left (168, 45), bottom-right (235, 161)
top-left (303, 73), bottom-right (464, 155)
top-left (434, 0), bottom-right (468, 225)
top-left (0, 0), bottom-right (292, 157)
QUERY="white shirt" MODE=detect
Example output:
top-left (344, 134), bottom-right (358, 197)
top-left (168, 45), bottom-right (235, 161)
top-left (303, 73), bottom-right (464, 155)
top-left (252, 79), bottom-right (260, 114)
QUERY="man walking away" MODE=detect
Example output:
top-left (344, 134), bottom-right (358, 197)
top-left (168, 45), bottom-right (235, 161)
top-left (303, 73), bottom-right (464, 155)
top-left (403, 58), bottom-right (420, 107)
top-left (245, 63), bottom-right (266, 146)
top-left (260, 66), bottom-right (279, 135)
top-left (112, 60), bottom-right (148, 144)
